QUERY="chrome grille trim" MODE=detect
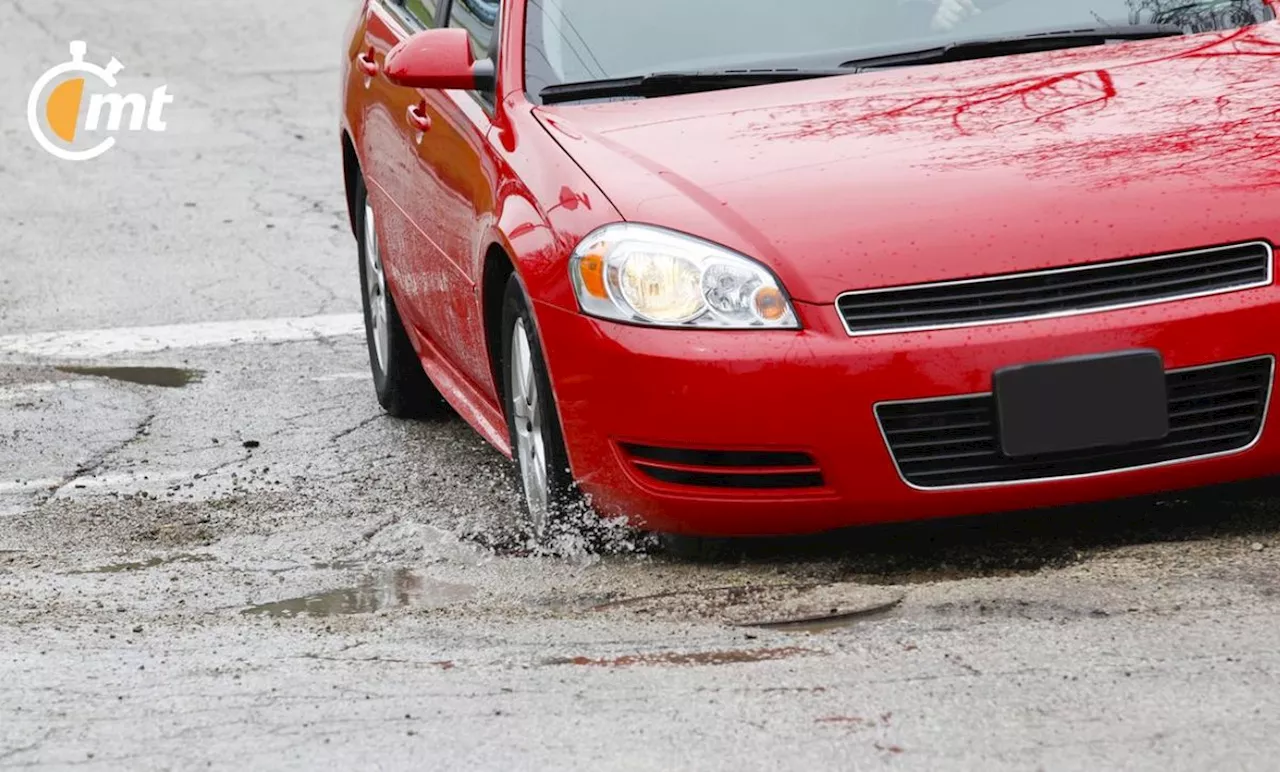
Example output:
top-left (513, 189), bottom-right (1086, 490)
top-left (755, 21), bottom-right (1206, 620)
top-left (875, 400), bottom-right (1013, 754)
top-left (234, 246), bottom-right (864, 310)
top-left (836, 241), bottom-right (1274, 337)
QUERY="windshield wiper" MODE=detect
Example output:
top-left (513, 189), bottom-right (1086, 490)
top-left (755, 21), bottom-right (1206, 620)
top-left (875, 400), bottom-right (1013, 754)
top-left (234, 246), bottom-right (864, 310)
top-left (539, 69), bottom-right (848, 105)
top-left (538, 25), bottom-right (1186, 104)
top-left (840, 25), bottom-right (1185, 70)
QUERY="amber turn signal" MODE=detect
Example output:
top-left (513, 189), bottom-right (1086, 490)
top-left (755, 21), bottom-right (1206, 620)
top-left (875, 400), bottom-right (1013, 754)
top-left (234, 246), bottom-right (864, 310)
top-left (577, 251), bottom-right (608, 299)
top-left (753, 286), bottom-right (788, 322)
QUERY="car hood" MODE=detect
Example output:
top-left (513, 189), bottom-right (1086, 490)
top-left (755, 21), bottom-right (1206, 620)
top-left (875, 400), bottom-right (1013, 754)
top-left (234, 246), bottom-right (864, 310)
top-left (534, 26), bottom-right (1280, 303)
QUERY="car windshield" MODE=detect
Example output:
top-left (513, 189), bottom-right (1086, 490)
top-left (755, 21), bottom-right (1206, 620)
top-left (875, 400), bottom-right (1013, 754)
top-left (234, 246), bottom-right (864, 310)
top-left (525, 0), bottom-right (1274, 99)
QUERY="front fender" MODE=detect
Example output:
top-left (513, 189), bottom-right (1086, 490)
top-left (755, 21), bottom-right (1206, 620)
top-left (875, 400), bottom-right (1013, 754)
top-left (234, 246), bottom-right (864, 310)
top-left (481, 99), bottom-right (623, 313)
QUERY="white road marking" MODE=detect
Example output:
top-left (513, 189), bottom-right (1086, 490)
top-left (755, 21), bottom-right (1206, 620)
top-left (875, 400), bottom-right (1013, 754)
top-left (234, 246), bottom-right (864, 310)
top-left (0, 478), bottom-right (61, 495)
top-left (0, 313), bottom-right (364, 360)
top-left (53, 470), bottom-right (207, 495)
top-left (0, 380), bottom-right (101, 401)
top-left (0, 470), bottom-right (207, 497)
top-left (0, 469), bottom-right (234, 516)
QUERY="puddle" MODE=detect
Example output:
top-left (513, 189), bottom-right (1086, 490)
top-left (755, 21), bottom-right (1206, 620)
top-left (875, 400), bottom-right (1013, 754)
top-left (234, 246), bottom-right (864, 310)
top-left (547, 646), bottom-right (822, 668)
top-left (56, 366), bottom-right (203, 389)
top-left (310, 559), bottom-right (369, 571)
top-left (592, 583), bottom-right (904, 630)
top-left (242, 569), bottom-right (477, 618)
top-left (71, 553), bottom-right (216, 574)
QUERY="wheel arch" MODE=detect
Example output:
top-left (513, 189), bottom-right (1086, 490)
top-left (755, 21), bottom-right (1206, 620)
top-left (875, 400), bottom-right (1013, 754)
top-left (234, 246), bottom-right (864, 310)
top-left (341, 130), bottom-right (361, 236)
top-left (481, 242), bottom-right (517, 414)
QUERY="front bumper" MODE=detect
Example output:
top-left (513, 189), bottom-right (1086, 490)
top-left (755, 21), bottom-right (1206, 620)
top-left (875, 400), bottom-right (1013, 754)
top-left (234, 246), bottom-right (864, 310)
top-left (533, 283), bottom-right (1280, 536)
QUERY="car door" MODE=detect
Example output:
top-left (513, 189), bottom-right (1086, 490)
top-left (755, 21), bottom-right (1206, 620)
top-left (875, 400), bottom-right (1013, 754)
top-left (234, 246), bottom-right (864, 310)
top-left (411, 0), bottom-right (501, 396)
top-left (354, 0), bottom-right (445, 342)
top-left (359, 0), bottom-right (501, 400)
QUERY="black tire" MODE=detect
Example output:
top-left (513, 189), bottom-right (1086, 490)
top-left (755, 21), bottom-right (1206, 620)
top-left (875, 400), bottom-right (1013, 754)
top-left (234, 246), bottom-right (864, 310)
top-left (353, 175), bottom-right (443, 418)
top-left (500, 275), bottom-right (578, 538)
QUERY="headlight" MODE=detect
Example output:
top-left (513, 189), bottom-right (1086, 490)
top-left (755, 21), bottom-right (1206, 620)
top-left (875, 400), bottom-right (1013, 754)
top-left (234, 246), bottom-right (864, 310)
top-left (568, 224), bottom-right (799, 329)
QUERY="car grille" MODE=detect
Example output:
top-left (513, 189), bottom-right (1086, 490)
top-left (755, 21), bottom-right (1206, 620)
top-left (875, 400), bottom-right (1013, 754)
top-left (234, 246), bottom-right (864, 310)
top-left (619, 443), bottom-right (825, 490)
top-left (876, 356), bottom-right (1273, 489)
top-left (836, 242), bottom-right (1272, 336)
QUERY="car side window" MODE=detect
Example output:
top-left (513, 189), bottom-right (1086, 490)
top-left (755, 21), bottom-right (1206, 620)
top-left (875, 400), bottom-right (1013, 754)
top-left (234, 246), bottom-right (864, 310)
top-left (397, 0), bottom-right (439, 28)
top-left (447, 0), bottom-right (500, 61)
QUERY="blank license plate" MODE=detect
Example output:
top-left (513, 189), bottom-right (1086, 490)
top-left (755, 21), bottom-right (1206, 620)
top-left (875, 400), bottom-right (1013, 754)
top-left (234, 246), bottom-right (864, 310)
top-left (994, 350), bottom-right (1169, 458)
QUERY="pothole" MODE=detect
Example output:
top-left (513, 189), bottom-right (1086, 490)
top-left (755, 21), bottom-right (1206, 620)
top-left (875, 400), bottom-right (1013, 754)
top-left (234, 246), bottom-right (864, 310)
top-left (591, 583), bottom-right (904, 630)
top-left (56, 366), bottom-right (203, 388)
top-left (70, 553), bottom-right (216, 574)
top-left (546, 646), bottom-right (823, 668)
top-left (242, 568), bottom-right (477, 618)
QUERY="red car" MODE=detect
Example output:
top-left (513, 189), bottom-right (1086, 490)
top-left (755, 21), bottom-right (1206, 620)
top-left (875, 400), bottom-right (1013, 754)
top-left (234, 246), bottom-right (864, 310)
top-left (340, 0), bottom-right (1280, 541)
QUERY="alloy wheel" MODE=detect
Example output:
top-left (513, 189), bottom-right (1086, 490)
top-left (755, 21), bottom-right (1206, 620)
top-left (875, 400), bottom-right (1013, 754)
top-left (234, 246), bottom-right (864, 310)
top-left (509, 317), bottom-right (550, 534)
top-left (363, 202), bottom-right (390, 373)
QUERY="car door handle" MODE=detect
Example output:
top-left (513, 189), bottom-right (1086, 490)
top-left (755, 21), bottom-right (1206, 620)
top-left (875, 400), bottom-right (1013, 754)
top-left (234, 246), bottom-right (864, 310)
top-left (407, 101), bottom-right (433, 132)
top-left (357, 49), bottom-right (379, 77)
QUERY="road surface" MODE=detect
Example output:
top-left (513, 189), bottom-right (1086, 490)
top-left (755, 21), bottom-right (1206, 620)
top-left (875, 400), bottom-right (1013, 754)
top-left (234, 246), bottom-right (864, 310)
top-left (4, 2), bottom-right (1280, 770)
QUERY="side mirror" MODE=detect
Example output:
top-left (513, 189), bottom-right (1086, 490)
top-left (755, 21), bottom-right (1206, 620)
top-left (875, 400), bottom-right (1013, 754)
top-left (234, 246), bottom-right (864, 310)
top-left (384, 28), bottom-right (495, 92)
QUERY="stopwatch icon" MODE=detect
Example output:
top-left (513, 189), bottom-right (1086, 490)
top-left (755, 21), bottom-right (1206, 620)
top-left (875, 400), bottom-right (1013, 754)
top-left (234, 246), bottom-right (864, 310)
top-left (27, 40), bottom-right (126, 162)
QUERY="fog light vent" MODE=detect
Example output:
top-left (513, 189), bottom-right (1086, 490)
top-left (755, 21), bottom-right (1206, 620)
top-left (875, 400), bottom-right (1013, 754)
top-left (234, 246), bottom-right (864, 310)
top-left (620, 443), bottom-right (825, 490)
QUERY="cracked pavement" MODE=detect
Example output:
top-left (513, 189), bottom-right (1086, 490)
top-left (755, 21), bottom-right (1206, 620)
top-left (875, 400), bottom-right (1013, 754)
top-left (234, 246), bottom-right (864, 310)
top-left (5, 1), bottom-right (1280, 770)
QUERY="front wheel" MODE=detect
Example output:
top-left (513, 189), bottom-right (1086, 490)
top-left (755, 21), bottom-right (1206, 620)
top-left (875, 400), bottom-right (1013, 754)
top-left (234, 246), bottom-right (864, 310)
top-left (500, 276), bottom-right (578, 540)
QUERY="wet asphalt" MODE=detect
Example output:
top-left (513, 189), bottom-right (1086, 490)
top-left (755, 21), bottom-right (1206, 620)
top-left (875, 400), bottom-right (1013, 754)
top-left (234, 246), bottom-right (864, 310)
top-left (5, 2), bottom-right (1280, 770)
